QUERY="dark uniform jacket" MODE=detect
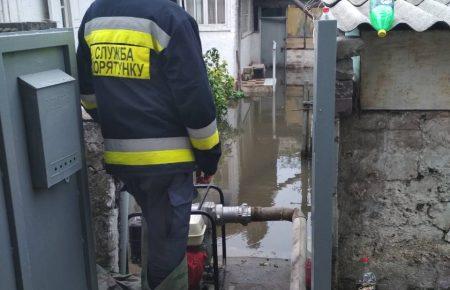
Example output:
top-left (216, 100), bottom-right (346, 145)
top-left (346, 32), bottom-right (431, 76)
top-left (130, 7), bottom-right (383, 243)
top-left (77, 0), bottom-right (221, 177)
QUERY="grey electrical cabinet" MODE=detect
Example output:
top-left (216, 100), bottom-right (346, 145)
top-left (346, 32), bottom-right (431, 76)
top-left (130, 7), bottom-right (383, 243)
top-left (0, 30), bottom-right (97, 290)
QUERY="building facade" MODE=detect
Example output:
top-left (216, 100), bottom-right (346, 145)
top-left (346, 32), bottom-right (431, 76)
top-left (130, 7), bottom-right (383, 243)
top-left (0, 0), bottom-right (262, 77)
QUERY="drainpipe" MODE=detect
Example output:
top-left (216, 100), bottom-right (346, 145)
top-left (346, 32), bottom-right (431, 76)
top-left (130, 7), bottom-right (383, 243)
top-left (236, 0), bottom-right (242, 88)
top-left (272, 40), bottom-right (277, 139)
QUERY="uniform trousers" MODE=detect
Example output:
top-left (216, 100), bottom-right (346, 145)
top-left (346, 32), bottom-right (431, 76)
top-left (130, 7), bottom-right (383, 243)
top-left (121, 173), bottom-right (194, 289)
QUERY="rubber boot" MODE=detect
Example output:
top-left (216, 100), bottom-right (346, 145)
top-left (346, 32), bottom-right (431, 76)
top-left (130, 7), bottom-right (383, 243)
top-left (140, 220), bottom-right (188, 290)
top-left (154, 256), bottom-right (188, 290)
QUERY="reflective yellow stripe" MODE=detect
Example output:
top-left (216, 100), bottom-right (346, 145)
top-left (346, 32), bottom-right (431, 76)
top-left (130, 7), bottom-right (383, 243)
top-left (84, 17), bottom-right (171, 49)
top-left (85, 29), bottom-right (165, 52)
top-left (190, 130), bottom-right (220, 150)
top-left (81, 100), bottom-right (97, 110)
top-left (187, 120), bottom-right (217, 139)
top-left (104, 149), bottom-right (195, 166)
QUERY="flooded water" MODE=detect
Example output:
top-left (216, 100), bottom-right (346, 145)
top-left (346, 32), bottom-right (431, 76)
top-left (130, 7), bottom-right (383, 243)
top-left (213, 70), bottom-right (312, 259)
top-left (127, 70), bottom-right (312, 263)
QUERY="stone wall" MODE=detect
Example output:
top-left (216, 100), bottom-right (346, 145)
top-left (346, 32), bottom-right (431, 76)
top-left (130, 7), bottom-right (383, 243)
top-left (83, 116), bottom-right (119, 272)
top-left (359, 31), bottom-right (450, 111)
top-left (0, 21), bottom-right (56, 32)
top-left (336, 111), bottom-right (450, 290)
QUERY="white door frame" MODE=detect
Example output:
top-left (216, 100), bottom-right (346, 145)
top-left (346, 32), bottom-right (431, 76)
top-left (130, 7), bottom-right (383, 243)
top-left (46, 0), bottom-right (74, 28)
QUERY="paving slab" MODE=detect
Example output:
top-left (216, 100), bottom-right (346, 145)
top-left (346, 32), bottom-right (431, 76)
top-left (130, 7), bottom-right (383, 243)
top-left (217, 257), bottom-right (291, 290)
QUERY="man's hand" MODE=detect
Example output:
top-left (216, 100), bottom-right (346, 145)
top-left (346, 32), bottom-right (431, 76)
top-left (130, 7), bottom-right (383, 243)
top-left (196, 170), bottom-right (213, 184)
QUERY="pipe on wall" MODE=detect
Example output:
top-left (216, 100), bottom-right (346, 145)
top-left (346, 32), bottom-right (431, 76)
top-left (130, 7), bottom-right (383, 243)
top-left (236, 0), bottom-right (242, 84)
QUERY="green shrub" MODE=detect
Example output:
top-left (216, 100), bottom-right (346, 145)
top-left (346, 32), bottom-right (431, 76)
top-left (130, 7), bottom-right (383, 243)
top-left (204, 48), bottom-right (245, 122)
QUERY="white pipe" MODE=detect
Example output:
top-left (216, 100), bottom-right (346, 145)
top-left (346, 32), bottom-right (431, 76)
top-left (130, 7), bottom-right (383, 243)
top-left (272, 41), bottom-right (277, 139)
top-left (290, 209), bottom-right (307, 290)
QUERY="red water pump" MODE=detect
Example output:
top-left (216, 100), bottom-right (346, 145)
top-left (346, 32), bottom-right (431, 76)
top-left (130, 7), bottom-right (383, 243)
top-left (187, 248), bottom-right (208, 289)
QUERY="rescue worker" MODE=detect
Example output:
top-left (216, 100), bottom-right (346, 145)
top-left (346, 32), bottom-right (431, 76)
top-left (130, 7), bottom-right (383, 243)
top-left (76, 0), bottom-right (221, 288)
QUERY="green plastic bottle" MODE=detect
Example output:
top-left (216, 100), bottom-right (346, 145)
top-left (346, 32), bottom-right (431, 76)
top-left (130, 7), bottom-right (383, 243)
top-left (370, 0), bottom-right (395, 38)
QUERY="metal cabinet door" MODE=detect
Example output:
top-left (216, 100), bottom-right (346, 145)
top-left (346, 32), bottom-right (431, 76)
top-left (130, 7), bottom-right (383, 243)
top-left (0, 155), bottom-right (18, 290)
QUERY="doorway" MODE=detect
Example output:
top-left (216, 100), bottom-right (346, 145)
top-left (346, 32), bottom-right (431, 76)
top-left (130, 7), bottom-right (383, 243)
top-left (261, 16), bottom-right (286, 68)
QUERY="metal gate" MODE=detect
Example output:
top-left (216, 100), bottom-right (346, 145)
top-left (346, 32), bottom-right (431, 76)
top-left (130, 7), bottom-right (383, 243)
top-left (0, 29), bottom-right (97, 290)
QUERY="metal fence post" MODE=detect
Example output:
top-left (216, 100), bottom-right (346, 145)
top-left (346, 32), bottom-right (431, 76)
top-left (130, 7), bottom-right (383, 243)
top-left (119, 191), bottom-right (130, 274)
top-left (311, 18), bottom-right (337, 290)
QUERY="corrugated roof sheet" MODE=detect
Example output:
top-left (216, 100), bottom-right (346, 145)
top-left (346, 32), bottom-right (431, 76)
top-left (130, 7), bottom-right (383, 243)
top-left (325, 0), bottom-right (450, 32)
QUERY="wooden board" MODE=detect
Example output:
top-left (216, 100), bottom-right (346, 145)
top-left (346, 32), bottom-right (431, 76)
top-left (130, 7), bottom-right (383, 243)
top-left (287, 6), bottom-right (302, 38)
top-left (361, 31), bottom-right (450, 110)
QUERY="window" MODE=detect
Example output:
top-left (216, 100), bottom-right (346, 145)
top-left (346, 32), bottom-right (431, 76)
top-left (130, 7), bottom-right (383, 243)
top-left (186, 0), bottom-right (204, 24)
top-left (241, 0), bottom-right (250, 34)
top-left (184, 0), bottom-right (226, 25)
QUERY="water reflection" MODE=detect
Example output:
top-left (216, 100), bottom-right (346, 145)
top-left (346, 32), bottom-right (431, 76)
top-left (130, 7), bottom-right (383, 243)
top-left (215, 73), bottom-right (312, 259)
